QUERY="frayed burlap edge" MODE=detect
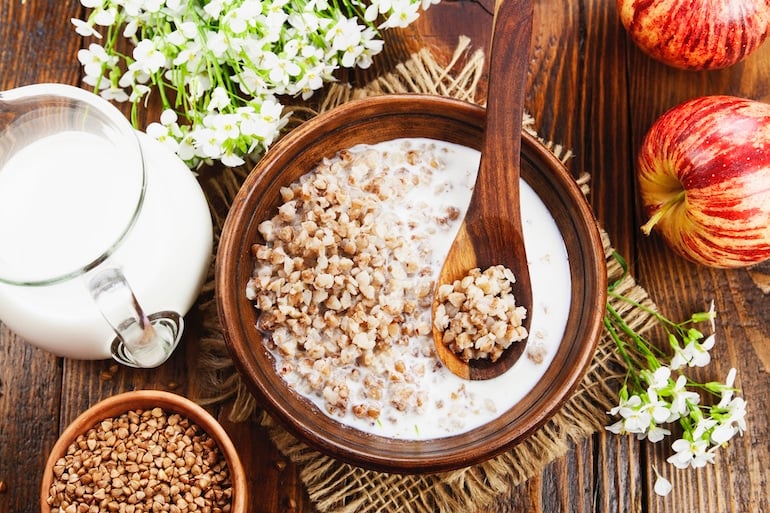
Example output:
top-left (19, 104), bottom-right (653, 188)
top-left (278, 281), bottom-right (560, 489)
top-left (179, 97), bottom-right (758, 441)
top-left (192, 36), bottom-right (657, 513)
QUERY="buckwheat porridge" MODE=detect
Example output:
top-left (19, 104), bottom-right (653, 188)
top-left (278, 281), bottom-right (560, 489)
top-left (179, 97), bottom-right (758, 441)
top-left (246, 138), bottom-right (571, 439)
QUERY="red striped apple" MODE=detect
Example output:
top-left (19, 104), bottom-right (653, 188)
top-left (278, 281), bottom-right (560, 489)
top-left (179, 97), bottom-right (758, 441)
top-left (638, 95), bottom-right (770, 268)
top-left (617, 0), bottom-right (770, 70)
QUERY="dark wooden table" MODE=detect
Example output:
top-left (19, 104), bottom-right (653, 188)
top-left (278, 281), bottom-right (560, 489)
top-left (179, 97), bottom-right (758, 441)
top-left (2, 1), bottom-right (769, 512)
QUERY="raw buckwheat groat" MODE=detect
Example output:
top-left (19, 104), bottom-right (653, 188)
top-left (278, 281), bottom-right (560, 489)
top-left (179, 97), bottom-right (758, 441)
top-left (433, 265), bottom-right (528, 362)
top-left (247, 140), bottom-right (458, 424)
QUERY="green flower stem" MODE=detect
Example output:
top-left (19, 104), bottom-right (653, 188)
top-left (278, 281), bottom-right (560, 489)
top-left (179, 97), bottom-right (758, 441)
top-left (605, 301), bottom-right (660, 369)
top-left (603, 313), bottom-right (644, 391)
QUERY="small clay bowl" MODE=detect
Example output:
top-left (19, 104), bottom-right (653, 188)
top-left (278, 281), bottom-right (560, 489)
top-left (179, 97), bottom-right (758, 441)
top-left (40, 390), bottom-right (248, 512)
top-left (216, 94), bottom-right (607, 473)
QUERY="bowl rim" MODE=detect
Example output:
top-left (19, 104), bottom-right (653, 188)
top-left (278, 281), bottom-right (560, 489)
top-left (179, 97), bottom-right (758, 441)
top-left (39, 389), bottom-right (248, 512)
top-left (216, 93), bottom-right (607, 473)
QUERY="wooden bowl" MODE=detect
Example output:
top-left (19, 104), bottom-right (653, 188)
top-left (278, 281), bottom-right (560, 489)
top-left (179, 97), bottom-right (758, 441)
top-left (40, 390), bottom-right (248, 512)
top-left (216, 94), bottom-right (607, 473)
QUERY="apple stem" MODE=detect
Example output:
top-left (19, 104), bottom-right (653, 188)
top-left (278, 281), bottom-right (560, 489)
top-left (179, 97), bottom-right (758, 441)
top-left (640, 190), bottom-right (686, 235)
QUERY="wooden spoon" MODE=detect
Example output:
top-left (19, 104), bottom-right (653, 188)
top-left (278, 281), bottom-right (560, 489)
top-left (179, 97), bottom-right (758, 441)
top-left (432, 0), bottom-right (534, 380)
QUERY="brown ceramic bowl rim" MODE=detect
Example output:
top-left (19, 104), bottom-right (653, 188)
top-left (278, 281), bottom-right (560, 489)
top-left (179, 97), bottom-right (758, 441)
top-left (216, 94), bottom-right (607, 473)
top-left (40, 390), bottom-right (248, 512)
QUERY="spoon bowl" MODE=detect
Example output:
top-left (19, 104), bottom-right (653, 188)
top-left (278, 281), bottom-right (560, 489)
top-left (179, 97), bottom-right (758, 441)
top-left (432, 0), bottom-right (535, 380)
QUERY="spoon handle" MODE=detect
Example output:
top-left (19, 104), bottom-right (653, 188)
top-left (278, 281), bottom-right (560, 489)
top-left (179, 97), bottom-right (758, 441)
top-left (464, 0), bottom-right (534, 263)
top-left (485, 0), bottom-right (533, 173)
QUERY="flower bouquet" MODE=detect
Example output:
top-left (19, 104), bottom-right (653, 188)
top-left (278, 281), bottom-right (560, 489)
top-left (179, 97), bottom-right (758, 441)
top-left (604, 253), bottom-right (747, 495)
top-left (72, 0), bottom-right (438, 169)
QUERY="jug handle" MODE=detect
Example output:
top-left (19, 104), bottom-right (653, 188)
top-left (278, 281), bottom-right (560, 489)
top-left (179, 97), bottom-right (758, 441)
top-left (87, 267), bottom-right (183, 368)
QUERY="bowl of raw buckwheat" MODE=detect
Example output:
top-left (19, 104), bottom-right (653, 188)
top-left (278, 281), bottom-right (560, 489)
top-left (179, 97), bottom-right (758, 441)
top-left (40, 390), bottom-right (248, 512)
top-left (215, 94), bottom-right (607, 473)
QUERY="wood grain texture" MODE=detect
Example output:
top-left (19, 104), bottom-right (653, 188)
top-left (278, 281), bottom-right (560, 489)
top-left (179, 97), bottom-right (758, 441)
top-left (2, 0), bottom-right (770, 512)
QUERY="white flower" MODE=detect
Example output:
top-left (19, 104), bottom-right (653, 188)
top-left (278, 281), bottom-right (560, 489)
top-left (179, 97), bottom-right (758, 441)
top-left (122, 0), bottom-right (146, 17)
top-left (364, 0), bottom-right (392, 21)
top-left (642, 389), bottom-right (671, 424)
top-left (123, 19), bottom-right (139, 38)
top-left (128, 83), bottom-right (151, 103)
top-left (260, 98), bottom-right (284, 122)
top-left (203, 0), bottom-right (227, 19)
top-left (608, 393), bottom-right (639, 417)
top-left (194, 127), bottom-right (225, 159)
top-left (288, 12), bottom-right (321, 32)
top-left (237, 105), bottom-right (270, 138)
top-left (666, 432), bottom-right (714, 468)
top-left (82, 73), bottom-right (108, 88)
top-left (176, 135), bottom-right (197, 162)
top-left (604, 298), bottom-right (749, 488)
top-left (670, 334), bottom-right (715, 369)
top-left (93, 7), bottom-right (117, 26)
top-left (77, 43), bottom-right (114, 78)
top-left (328, 17), bottom-right (363, 52)
top-left (667, 374), bottom-right (700, 421)
top-left (264, 11), bottom-right (289, 41)
top-left (165, 0), bottom-right (185, 14)
top-left (221, 149), bottom-right (246, 167)
top-left (143, 0), bottom-right (163, 13)
top-left (71, 18), bottom-right (102, 38)
top-left (133, 39), bottom-right (167, 74)
top-left (379, 0), bottom-right (421, 29)
top-left (606, 394), bottom-right (651, 435)
top-left (692, 417), bottom-right (718, 440)
top-left (119, 61), bottom-right (151, 88)
top-left (715, 396), bottom-right (747, 440)
top-left (99, 85), bottom-right (129, 102)
top-left (667, 437), bottom-right (715, 469)
top-left (642, 366), bottom-right (671, 391)
top-left (205, 30), bottom-right (230, 58)
top-left (268, 57), bottom-right (302, 86)
top-left (165, 29), bottom-right (188, 47)
top-left (185, 73), bottom-right (213, 100)
top-left (710, 421), bottom-right (736, 446)
top-left (605, 419), bottom-right (626, 435)
top-left (173, 42), bottom-right (205, 71)
top-left (178, 21), bottom-right (198, 40)
top-left (727, 397), bottom-right (748, 433)
top-left (717, 367), bottom-right (737, 407)
top-left (160, 109), bottom-right (178, 126)
top-left (341, 44), bottom-right (363, 68)
top-left (207, 87), bottom-right (231, 111)
top-left (223, 5), bottom-right (256, 34)
top-left (146, 122), bottom-right (180, 153)
top-left (205, 113), bottom-right (241, 140)
top-left (642, 424), bottom-right (671, 443)
top-left (232, 68), bottom-right (269, 96)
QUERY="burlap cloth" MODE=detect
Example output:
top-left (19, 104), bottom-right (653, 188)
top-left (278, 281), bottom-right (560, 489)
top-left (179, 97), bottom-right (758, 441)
top-left (193, 37), bottom-right (657, 513)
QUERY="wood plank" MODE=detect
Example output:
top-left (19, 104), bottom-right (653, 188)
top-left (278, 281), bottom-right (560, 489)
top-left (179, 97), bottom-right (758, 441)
top-left (0, 330), bottom-right (61, 513)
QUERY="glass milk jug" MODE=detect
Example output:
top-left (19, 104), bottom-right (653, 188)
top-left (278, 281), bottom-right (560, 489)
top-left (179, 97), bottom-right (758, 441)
top-left (0, 84), bottom-right (213, 368)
